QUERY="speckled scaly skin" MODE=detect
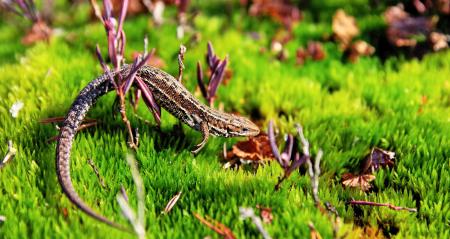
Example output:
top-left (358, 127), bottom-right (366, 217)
top-left (56, 65), bottom-right (259, 230)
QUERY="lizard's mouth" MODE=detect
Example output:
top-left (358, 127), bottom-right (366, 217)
top-left (234, 117), bottom-right (260, 137)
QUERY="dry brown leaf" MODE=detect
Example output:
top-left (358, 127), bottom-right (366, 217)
top-left (347, 40), bottom-right (375, 62)
top-left (332, 9), bottom-right (359, 49)
top-left (295, 47), bottom-right (308, 65)
top-left (430, 32), bottom-right (448, 51)
top-left (307, 41), bottom-right (326, 61)
top-left (193, 213), bottom-right (236, 239)
top-left (226, 134), bottom-right (274, 162)
top-left (295, 41), bottom-right (326, 64)
top-left (361, 148), bottom-right (395, 174)
top-left (21, 21), bottom-right (52, 45)
top-left (248, 0), bottom-right (302, 29)
top-left (342, 173), bottom-right (376, 191)
top-left (256, 205), bottom-right (273, 224)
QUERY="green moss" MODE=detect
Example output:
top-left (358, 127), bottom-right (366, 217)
top-left (0, 1), bottom-right (449, 238)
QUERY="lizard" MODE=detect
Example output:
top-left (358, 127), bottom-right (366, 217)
top-left (56, 65), bottom-right (260, 230)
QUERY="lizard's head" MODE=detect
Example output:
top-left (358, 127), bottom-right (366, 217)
top-left (226, 115), bottom-right (260, 137)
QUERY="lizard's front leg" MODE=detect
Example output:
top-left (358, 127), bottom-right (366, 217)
top-left (191, 121), bottom-right (209, 154)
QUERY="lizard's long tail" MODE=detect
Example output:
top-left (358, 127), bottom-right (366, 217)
top-left (56, 71), bottom-right (128, 231)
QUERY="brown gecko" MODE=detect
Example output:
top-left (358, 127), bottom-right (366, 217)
top-left (56, 65), bottom-right (259, 230)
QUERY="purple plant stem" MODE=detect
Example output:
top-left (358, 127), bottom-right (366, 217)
top-left (280, 134), bottom-right (293, 168)
top-left (206, 41), bottom-right (215, 67)
top-left (103, 0), bottom-right (112, 20)
top-left (116, 0), bottom-right (129, 40)
top-left (135, 77), bottom-right (161, 124)
top-left (122, 49), bottom-right (155, 94)
top-left (95, 44), bottom-right (109, 72)
top-left (285, 153), bottom-right (306, 176)
top-left (196, 61), bottom-right (208, 99)
top-left (268, 120), bottom-right (281, 164)
top-left (95, 44), bottom-right (118, 90)
top-left (207, 56), bottom-right (228, 100)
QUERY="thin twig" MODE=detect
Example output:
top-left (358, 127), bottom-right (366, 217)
top-left (89, 0), bottom-right (102, 22)
top-left (127, 154), bottom-right (146, 233)
top-left (87, 159), bottom-right (106, 188)
top-left (45, 121), bottom-right (98, 143)
top-left (120, 185), bottom-right (129, 203)
top-left (311, 150), bottom-right (322, 205)
top-left (177, 44), bottom-right (186, 82)
top-left (162, 191), bottom-right (182, 214)
top-left (117, 154), bottom-right (146, 239)
top-left (349, 200), bottom-right (417, 212)
top-left (239, 207), bottom-right (271, 239)
top-left (296, 123), bottom-right (322, 205)
top-left (308, 222), bottom-right (322, 239)
top-left (295, 123), bottom-right (309, 156)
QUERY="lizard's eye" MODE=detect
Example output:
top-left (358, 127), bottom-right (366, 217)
top-left (242, 128), bottom-right (248, 132)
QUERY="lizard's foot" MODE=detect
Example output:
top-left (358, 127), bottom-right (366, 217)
top-left (191, 122), bottom-right (209, 155)
top-left (191, 142), bottom-right (206, 155)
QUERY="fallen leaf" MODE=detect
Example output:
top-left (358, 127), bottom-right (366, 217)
top-left (256, 205), bottom-right (273, 224)
top-left (226, 134), bottom-right (274, 161)
top-left (361, 148), bottom-right (395, 174)
top-left (429, 32), bottom-right (448, 51)
top-left (295, 42), bottom-right (326, 65)
top-left (248, 0), bottom-right (302, 29)
top-left (295, 47), bottom-right (307, 65)
top-left (193, 213), bottom-right (236, 239)
top-left (342, 173), bottom-right (376, 191)
top-left (332, 9), bottom-right (359, 49)
top-left (347, 40), bottom-right (375, 62)
top-left (307, 41), bottom-right (326, 61)
top-left (21, 20), bottom-right (52, 45)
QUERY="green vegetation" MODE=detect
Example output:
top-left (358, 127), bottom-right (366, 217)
top-left (0, 1), bottom-right (449, 238)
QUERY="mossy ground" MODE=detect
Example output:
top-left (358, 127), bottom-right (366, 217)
top-left (0, 1), bottom-right (449, 238)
